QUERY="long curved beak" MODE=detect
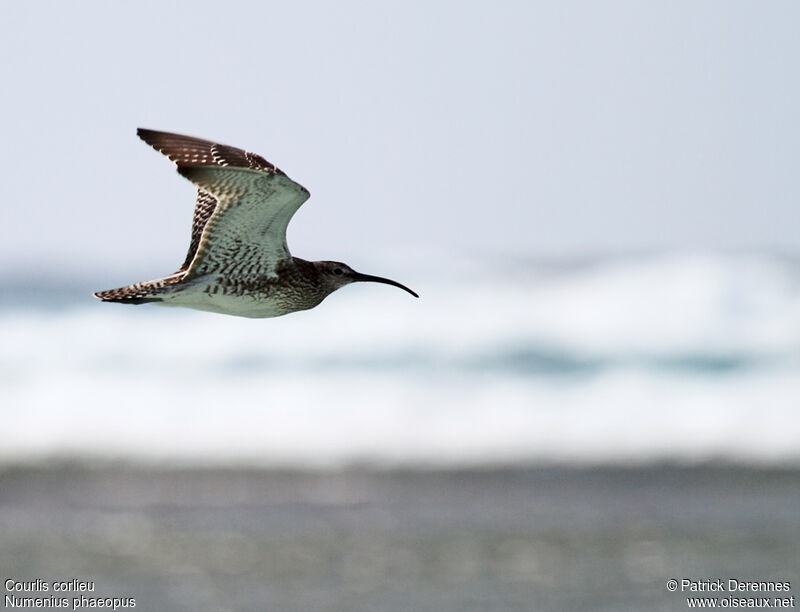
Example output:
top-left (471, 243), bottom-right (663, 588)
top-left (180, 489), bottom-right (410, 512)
top-left (352, 272), bottom-right (419, 298)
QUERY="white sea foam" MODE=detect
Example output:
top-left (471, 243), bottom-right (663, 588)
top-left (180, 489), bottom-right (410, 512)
top-left (1, 252), bottom-right (798, 466)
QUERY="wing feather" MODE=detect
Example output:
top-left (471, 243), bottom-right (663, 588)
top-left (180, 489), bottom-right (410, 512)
top-left (175, 165), bottom-right (311, 279)
top-left (137, 129), bottom-right (302, 272)
top-left (178, 189), bottom-right (217, 270)
top-left (137, 128), bottom-right (288, 175)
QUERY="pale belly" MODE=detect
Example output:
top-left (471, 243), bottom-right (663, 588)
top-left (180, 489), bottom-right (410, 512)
top-left (153, 275), bottom-right (322, 318)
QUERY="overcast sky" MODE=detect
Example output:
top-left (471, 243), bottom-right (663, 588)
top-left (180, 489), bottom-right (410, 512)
top-left (1, 1), bottom-right (797, 276)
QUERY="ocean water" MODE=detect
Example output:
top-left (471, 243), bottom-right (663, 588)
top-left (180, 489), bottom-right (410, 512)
top-left (1, 251), bottom-right (798, 467)
top-left (2, 251), bottom-right (799, 611)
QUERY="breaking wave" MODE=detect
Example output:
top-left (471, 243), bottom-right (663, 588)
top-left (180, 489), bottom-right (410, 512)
top-left (1, 252), bottom-right (798, 466)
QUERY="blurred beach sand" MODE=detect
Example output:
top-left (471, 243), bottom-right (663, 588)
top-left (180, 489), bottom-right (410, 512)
top-left (2, 464), bottom-right (798, 611)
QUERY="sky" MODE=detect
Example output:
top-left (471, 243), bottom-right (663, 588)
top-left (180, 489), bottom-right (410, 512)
top-left (0, 1), bottom-right (798, 277)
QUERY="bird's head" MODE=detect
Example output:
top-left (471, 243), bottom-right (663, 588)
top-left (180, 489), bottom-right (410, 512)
top-left (314, 261), bottom-right (419, 298)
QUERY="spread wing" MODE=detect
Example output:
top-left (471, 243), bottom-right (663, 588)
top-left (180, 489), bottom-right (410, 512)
top-left (179, 189), bottom-right (217, 271)
top-left (175, 164), bottom-right (310, 279)
top-left (136, 128), bottom-right (301, 272)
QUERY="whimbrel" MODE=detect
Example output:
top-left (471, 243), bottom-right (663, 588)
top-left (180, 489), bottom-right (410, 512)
top-left (95, 129), bottom-right (418, 318)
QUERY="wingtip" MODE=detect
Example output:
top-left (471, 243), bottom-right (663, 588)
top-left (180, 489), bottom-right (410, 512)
top-left (136, 127), bottom-right (160, 145)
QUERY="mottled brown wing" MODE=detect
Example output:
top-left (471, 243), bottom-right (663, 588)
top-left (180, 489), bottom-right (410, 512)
top-left (175, 165), bottom-right (311, 280)
top-left (137, 128), bottom-right (294, 271)
top-left (137, 128), bottom-right (288, 175)
top-left (178, 189), bottom-right (217, 270)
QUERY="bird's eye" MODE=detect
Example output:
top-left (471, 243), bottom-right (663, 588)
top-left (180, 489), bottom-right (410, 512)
top-left (333, 268), bottom-right (343, 276)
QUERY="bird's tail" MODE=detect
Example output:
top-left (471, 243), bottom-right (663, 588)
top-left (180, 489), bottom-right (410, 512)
top-left (94, 272), bottom-right (184, 304)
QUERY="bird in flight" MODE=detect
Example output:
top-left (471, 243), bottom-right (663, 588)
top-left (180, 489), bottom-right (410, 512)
top-left (95, 129), bottom-right (418, 318)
